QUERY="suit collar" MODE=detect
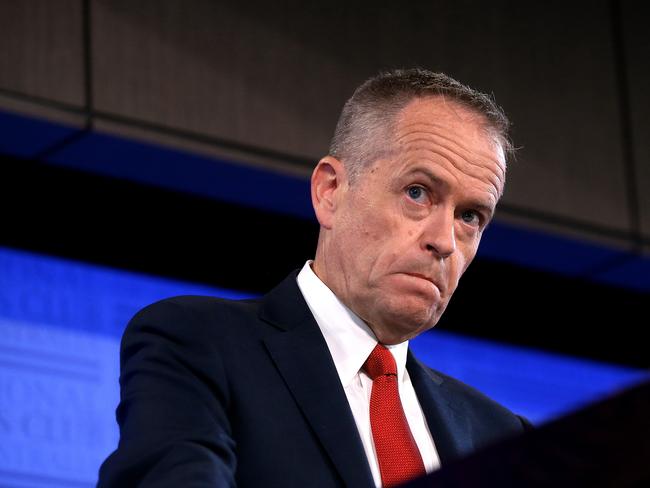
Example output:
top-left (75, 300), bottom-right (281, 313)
top-left (406, 351), bottom-right (474, 466)
top-left (258, 270), bottom-right (311, 331)
top-left (259, 271), bottom-right (375, 487)
top-left (407, 350), bottom-right (474, 465)
top-left (259, 272), bottom-right (473, 474)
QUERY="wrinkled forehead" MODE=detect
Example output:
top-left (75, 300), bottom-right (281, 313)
top-left (390, 96), bottom-right (507, 196)
top-left (396, 96), bottom-right (505, 150)
top-left (397, 97), bottom-right (505, 156)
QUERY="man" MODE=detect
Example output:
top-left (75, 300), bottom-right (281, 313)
top-left (98, 68), bottom-right (530, 488)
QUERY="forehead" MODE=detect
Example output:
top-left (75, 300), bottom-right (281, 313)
top-left (388, 96), bottom-right (506, 196)
top-left (394, 96), bottom-right (503, 155)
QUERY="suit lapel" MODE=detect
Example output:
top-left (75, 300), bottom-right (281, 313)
top-left (407, 351), bottom-right (471, 465)
top-left (259, 272), bottom-right (374, 488)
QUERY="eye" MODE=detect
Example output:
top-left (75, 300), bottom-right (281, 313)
top-left (461, 210), bottom-right (481, 227)
top-left (406, 185), bottom-right (428, 204)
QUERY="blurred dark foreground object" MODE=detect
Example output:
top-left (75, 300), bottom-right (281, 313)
top-left (404, 379), bottom-right (650, 488)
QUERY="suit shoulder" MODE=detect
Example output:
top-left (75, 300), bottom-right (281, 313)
top-left (439, 369), bottom-right (533, 440)
top-left (132, 294), bottom-right (260, 321)
top-left (140, 293), bottom-right (260, 310)
top-left (434, 367), bottom-right (510, 412)
top-left (422, 364), bottom-right (529, 429)
top-left (123, 294), bottom-right (262, 345)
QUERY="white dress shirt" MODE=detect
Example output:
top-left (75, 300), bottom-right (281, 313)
top-left (296, 261), bottom-right (440, 487)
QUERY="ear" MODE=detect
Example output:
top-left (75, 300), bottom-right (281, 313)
top-left (311, 156), bottom-right (347, 229)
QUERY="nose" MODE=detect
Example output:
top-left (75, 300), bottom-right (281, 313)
top-left (422, 208), bottom-right (456, 259)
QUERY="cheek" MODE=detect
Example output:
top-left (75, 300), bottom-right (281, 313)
top-left (447, 244), bottom-right (479, 291)
top-left (339, 193), bottom-right (419, 282)
top-left (344, 202), bottom-right (399, 253)
top-left (334, 212), bottom-right (388, 282)
top-left (341, 220), bottom-right (383, 259)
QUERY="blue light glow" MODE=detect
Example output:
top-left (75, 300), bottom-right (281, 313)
top-left (0, 245), bottom-right (646, 485)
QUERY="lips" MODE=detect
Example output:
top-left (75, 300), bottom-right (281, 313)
top-left (402, 272), bottom-right (443, 294)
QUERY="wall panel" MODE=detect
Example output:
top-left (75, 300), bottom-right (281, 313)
top-left (0, 1), bottom-right (644, 250)
top-left (622, 1), bottom-right (650, 240)
top-left (90, 0), bottom-right (635, 241)
top-left (0, 0), bottom-right (84, 107)
top-left (483, 1), bottom-right (630, 236)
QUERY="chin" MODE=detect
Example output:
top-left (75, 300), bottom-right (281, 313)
top-left (373, 303), bottom-right (439, 344)
top-left (396, 296), bottom-right (441, 324)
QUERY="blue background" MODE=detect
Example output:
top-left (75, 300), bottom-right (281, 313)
top-left (0, 245), bottom-right (647, 487)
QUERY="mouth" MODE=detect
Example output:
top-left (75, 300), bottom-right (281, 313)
top-left (402, 272), bottom-right (443, 294)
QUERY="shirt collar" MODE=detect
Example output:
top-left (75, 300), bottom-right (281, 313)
top-left (296, 260), bottom-right (410, 387)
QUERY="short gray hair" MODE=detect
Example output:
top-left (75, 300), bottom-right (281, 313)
top-left (329, 68), bottom-right (513, 182)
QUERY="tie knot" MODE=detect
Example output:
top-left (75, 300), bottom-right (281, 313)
top-left (363, 344), bottom-right (397, 379)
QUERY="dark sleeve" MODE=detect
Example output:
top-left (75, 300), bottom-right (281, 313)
top-left (97, 298), bottom-right (236, 487)
top-left (517, 414), bottom-right (535, 432)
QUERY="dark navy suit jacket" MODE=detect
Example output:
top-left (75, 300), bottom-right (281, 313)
top-left (97, 271), bottom-right (530, 487)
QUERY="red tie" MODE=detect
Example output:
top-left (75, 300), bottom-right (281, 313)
top-left (363, 344), bottom-right (426, 487)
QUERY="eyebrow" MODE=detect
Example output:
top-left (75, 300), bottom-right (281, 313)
top-left (405, 167), bottom-right (497, 220)
top-left (407, 167), bottom-right (448, 189)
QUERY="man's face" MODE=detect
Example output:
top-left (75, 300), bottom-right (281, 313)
top-left (313, 96), bottom-right (506, 344)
